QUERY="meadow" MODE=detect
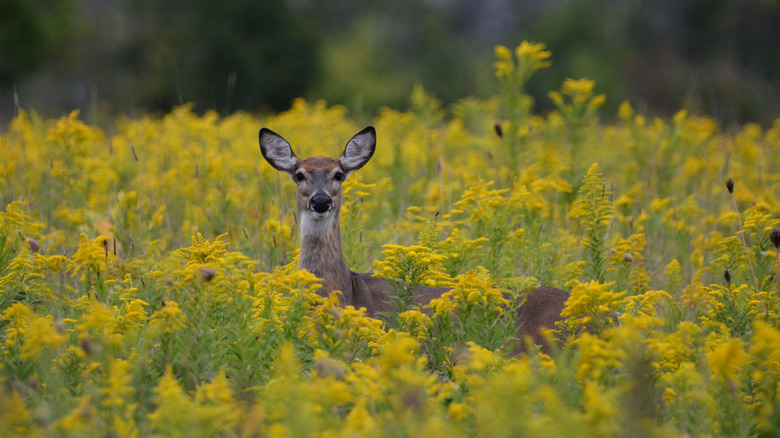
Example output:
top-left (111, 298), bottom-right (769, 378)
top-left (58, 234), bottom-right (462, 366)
top-left (1, 42), bottom-right (780, 437)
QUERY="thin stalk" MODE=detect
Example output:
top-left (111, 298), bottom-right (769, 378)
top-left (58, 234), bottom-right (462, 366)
top-left (727, 179), bottom-right (768, 318)
top-left (771, 228), bottom-right (780, 298)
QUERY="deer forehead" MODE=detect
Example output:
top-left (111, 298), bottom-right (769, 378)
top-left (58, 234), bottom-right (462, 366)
top-left (297, 156), bottom-right (342, 174)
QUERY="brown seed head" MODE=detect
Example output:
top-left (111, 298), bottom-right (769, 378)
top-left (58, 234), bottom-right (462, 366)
top-left (402, 387), bottom-right (426, 411)
top-left (726, 178), bottom-right (734, 194)
top-left (770, 228), bottom-right (780, 249)
top-left (199, 266), bottom-right (217, 282)
top-left (316, 359), bottom-right (345, 380)
top-left (723, 269), bottom-right (732, 284)
top-left (494, 123), bottom-right (504, 138)
top-left (80, 337), bottom-right (93, 356)
top-left (621, 252), bottom-right (634, 263)
top-left (26, 376), bottom-right (41, 392)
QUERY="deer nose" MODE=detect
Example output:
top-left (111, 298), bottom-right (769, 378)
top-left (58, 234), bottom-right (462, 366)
top-left (309, 194), bottom-right (332, 213)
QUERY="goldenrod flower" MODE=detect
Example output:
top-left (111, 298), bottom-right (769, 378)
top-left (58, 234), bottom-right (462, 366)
top-left (707, 338), bottom-right (747, 383)
top-left (101, 358), bottom-right (134, 409)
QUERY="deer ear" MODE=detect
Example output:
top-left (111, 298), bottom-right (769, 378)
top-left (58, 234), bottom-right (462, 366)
top-left (339, 127), bottom-right (376, 174)
top-left (259, 128), bottom-right (299, 175)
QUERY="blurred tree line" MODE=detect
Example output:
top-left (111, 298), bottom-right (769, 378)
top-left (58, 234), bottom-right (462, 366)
top-left (1, 0), bottom-right (779, 126)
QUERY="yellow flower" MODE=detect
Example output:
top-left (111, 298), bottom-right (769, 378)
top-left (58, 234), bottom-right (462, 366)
top-left (101, 359), bottom-right (134, 409)
top-left (378, 335), bottom-right (420, 370)
top-left (573, 333), bottom-right (625, 382)
top-left (429, 294), bottom-right (455, 319)
top-left (53, 396), bottom-right (95, 434)
top-left (195, 368), bottom-right (240, 428)
top-left (2, 302), bottom-right (35, 345)
top-left (345, 400), bottom-right (377, 434)
top-left (0, 201), bottom-right (44, 238)
top-left (119, 299), bottom-right (149, 331)
top-left (494, 45), bottom-right (512, 61)
top-left (561, 280), bottom-right (625, 331)
top-left (21, 314), bottom-right (67, 359)
top-left (618, 100), bottom-right (634, 121)
top-left (399, 310), bottom-right (433, 342)
top-left (69, 233), bottom-right (116, 280)
top-left (583, 382), bottom-right (619, 436)
top-left (149, 301), bottom-right (188, 334)
top-left (707, 338), bottom-right (747, 383)
top-left (493, 46), bottom-right (515, 79)
top-left (662, 387), bottom-right (677, 404)
top-left (77, 295), bottom-right (116, 333)
top-left (373, 244), bottom-right (452, 289)
top-left (147, 367), bottom-right (195, 432)
top-left (46, 110), bottom-right (94, 149)
top-left (447, 401), bottom-right (471, 421)
top-left (0, 390), bottom-right (35, 436)
top-left (176, 233), bottom-right (230, 265)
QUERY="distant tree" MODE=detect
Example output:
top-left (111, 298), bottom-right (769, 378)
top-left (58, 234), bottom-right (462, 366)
top-left (130, 0), bottom-right (319, 113)
top-left (0, 0), bottom-right (72, 85)
top-left (525, 0), bottom-right (780, 124)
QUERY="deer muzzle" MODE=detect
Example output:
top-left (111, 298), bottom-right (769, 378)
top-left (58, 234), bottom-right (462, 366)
top-left (309, 194), bottom-right (333, 213)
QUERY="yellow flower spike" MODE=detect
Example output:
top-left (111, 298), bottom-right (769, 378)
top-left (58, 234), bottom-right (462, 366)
top-left (582, 382), bottom-right (620, 437)
top-left (52, 395), bottom-right (95, 434)
top-left (176, 232), bottom-right (230, 266)
top-left (447, 401), bottom-right (471, 421)
top-left (548, 91), bottom-right (564, 107)
top-left (399, 310), bottom-right (433, 343)
top-left (45, 110), bottom-right (95, 150)
top-left (147, 367), bottom-right (196, 433)
top-left (149, 300), bottom-right (188, 334)
top-left (101, 358), bottom-right (134, 409)
top-left (69, 233), bottom-right (116, 281)
top-left (0, 201), bottom-right (44, 238)
top-left (750, 322), bottom-right (780, 363)
top-left (516, 41), bottom-right (552, 63)
top-left (618, 100), bottom-right (634, 121)
top-left (20, 314), bottom-right (67, 359)
top-left (345, 400), bottom-right (377, 435)
top-left (573, 332), bottom-right (626, 383)
top-left (194, 368), bottom-right (240, 428)
top-left (0, 389), bottom-right (37, 435)
top-left (118, 299), bottom-right (149, 331)
top-left (378, 335), bottom-right (420, 371)
top-left (494, 45), bottom-right (512, 61)
top-left (561, 280), bottom-right (625, 333)
top-left (707, 338), bottom-right (747, 383)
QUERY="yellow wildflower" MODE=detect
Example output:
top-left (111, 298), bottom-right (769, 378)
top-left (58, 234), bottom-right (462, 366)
top-left (707, 338), bottom-right (747, 383)
top-left (149, 300), bottom-right (188, 334)
top-left (101, 359), bottom-right (134, 409)
top-left (21, 314), bottom-right (67, 359)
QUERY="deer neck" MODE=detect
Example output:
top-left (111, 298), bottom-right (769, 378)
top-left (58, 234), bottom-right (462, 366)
top-left (298, 209), bottom-right (354, 304)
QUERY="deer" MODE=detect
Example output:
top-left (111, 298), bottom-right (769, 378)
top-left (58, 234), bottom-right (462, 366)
top-left (259, 126), bottom-right (570, 354)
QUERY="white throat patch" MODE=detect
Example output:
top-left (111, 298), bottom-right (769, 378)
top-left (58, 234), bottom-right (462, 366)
top-left (299, 209), bottom-right (336, 238)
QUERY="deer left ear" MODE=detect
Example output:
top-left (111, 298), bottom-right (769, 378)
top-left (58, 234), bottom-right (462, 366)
top-left (259, 128), bottom-right (300, 175)
top-left (339, 127), bottom-right (376, 174)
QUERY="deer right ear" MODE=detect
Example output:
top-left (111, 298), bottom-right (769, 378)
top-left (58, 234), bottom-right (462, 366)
top-left (259, 128), bottom-right (299, 174)
top-left (339, 126), bottom-right (376, 174)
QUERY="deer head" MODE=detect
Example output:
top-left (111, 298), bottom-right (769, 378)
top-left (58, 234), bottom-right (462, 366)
top-left (259, 127), bottom-right (376, 235)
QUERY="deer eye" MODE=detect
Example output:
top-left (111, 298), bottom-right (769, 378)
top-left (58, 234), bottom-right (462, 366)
top-left (295, 172), bottom-right (306, 182)
top-left (334, 171), bottom-right (344, 182)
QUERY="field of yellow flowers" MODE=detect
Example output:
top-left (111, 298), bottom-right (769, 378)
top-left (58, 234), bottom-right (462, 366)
top-left (2, 42), bottom-right (780, 437)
